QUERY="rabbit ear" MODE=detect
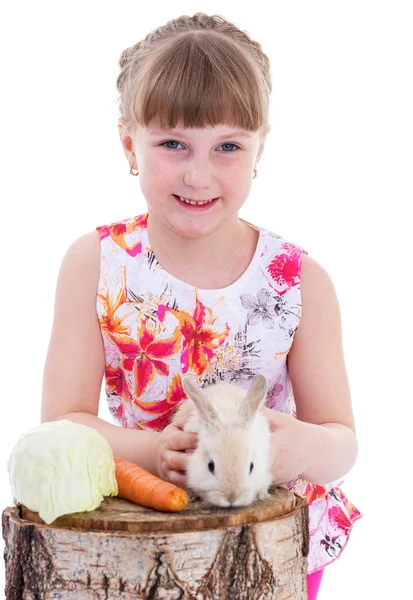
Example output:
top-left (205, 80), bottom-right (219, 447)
top-left (237, 374), bottom-right (268, 426)
top-left (181, 375), bottom-right (220, 429)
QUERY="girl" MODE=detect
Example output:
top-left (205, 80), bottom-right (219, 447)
top-left (41, 12), bottom-right (362, 599)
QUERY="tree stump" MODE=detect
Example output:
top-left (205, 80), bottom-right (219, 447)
top-left (2, 487), bottom-right (309, 599)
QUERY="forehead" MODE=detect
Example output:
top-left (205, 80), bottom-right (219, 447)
top-left (147, 122), bottom-right (253, 138)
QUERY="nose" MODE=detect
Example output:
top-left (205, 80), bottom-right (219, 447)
top-left (225, 491), bottom-right (238, 504)
top-left (183, 159), bottom-right (214, 191)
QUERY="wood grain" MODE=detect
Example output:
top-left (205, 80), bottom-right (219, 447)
top-left (2, 487), bottom-right (309, 599)
top-left (19, 486), bottom-right (297, 533)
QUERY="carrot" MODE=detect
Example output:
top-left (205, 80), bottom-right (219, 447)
top-left (114, 457), bottom-right (189, 512)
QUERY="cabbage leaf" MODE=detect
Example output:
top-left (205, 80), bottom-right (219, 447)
top-left (7, 420), bottom-right (118, 524)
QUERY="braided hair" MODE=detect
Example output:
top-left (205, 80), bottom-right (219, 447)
top-left (116, 13), bottom-right (272, 136)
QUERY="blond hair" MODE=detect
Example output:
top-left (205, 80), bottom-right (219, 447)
top-left (116, 12), bottom-right (272, 136)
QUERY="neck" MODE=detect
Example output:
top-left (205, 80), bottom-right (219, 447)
top-left (146, 211), bottom-right (257, 287)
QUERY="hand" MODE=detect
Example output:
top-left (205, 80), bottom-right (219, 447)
top-left (155, 416), bottom-right (199, 488)
top-left (260, 406), bottom-right (312, 486)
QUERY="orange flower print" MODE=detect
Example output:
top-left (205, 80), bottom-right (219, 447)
top-left (96, 213), bottom-right (148, 257)
top-left (304, 482), bottom-right (328, 505)
top-left (347, 502), bottom-right (362, 522)
top-left (134, 373), bottom-right (188, 431)
top-left (267, 245), bottom-right (302, 292)
top-left (157, 296), bottom-right (230, 375)
top-left (110, 318), bottom-right (182, 398)
top-left (105, 363), bottom-right (134, 404)
top-left (97, 267), bottom-right (136, 337)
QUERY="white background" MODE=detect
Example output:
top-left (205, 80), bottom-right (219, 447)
top-left (1, 1), bottom-right (412, 597)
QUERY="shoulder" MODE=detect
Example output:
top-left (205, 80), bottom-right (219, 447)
top-left (57, 230), bottom-right (101, 300)
top-left (95, 213), bottom-right (148, 256)
top-left (257, 223), bottom-right (308, 260)
top-left (62, 230), bottom-right (101, 269)
top-left (256, 226), bottom-right (308, 291)
top-left (290, 253), bottom-right (343, 377)
top-left (96, 213), bottom-right (148, 236)
top-left (300, 253), bottom-right (339, 311)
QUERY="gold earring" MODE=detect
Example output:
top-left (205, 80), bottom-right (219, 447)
top-left (253, 168), bottom-right (258, 179)
top-left (130, 164), bottom-right (139, 176)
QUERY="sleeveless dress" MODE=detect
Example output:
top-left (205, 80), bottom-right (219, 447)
top-left (95, 212), bottom-right (362, 574)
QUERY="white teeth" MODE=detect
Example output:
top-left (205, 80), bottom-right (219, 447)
top-left (179, 196), bottom-right (215, 205)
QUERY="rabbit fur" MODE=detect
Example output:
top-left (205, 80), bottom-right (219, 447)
top-left (172, 373), bottom-right (273, 508)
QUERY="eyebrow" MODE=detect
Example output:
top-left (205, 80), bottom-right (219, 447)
top-left (148, 129), bottom-right (252, 139)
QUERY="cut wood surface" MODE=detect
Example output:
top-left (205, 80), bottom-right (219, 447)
top-left (3, 487), bottom-right (310, 599)
top-left (20, 486), bottom-right (297, 533)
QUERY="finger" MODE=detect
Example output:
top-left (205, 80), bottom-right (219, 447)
top-left (171, 415), bottom-right (187, 429)
top-left (261, 407), bottom-right (285, 432)
top-left (168, 469), bottom-right (188, 488)
top-left (181, 432), bottom-right (199, 450)
top-left (165, 449), bottom-right (188, 473)
top-left (168, 429), bottom-right (198, 451)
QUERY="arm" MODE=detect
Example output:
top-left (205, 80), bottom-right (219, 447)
top-left (261, 409), bottom-right (358, 486)
top-left (263, 254), bottom-right (358, 486)
top-left (298, 423), bottom-right (357, 484)
top-left (41, 231), bottom-right (161, 476)
top-left (288, 253), bottom-right (358, 483)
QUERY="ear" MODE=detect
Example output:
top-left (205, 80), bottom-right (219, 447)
top-left (181, 376), bottom-right (220, 429)
top-left (237, 374), bottom-right (268, 426)
top-left (118, 117), bottom-right (135, 160)
top-left (255, 124), bottom-right (271, 167)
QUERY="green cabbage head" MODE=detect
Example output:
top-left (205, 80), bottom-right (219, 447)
top-left (7, 420), bottom-right (118, 524)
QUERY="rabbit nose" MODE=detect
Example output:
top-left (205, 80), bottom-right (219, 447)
top-left (225, 491), bottom-right (238, 504)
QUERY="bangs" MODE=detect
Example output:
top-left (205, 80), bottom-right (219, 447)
top-left (131, 32), bottom-right (268, 132)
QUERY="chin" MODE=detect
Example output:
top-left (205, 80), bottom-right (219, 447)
top-left (170, 215), bottom-right (220, 238)
top-left (204, 492), bottom-right (232, 508)
top-left (203, 489), bottom-right (258, 508)
top-left (232, 490), bottom-right (258, 506)
top-left (189, 483), bottom-right (260, 508)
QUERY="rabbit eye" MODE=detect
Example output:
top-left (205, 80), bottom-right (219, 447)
top-left (249, 462), bottom-right (254, 474)
top-left (208, 460), bottom-right (215, 473)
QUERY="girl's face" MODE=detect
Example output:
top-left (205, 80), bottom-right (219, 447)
top-left (119, 118), bottom-right (269, 238)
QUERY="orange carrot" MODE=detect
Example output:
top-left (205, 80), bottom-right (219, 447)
top-left (114, 457), bottom-right (189, 512)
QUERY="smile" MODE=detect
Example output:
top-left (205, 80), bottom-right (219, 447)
top-left (177, 196), bottom-right (217, 205)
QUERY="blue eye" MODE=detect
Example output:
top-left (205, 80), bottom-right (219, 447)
top-left (219, 143), bottom-right (239, 152)
top-left (162, 141), bottom-right (184, 150)
top-left (161, 141), bottom-right (240, 152)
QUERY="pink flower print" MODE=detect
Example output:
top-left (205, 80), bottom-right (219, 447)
top-left (133, 373), bottom-right (188, 432)
top-left (304, 483), bottom-right (328, 505)
top-left (110, 319), bottom-right (181, 398)
top-left (281, 242), bottom-right (297, 253)
top-left (267, 247), bottom-right (302, 291)
top-left (265, 375), bottom-right (284, 409)
top-left (328, 505), bottom-right (353, 535)
top-left (332, 487), bottom-right (363, 522)
top-left (105, 363), bottom-right (134, 404)
top-left (96, 214), bottom-right (147, 256)
top-left (157, 296), bottom-right (230, 376)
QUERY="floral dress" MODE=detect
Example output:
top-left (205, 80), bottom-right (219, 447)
top-left (95, 212), bottom-right (362, 574)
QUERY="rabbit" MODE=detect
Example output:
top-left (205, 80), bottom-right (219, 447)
top-left (171, 373), bottom-right (274, 508)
